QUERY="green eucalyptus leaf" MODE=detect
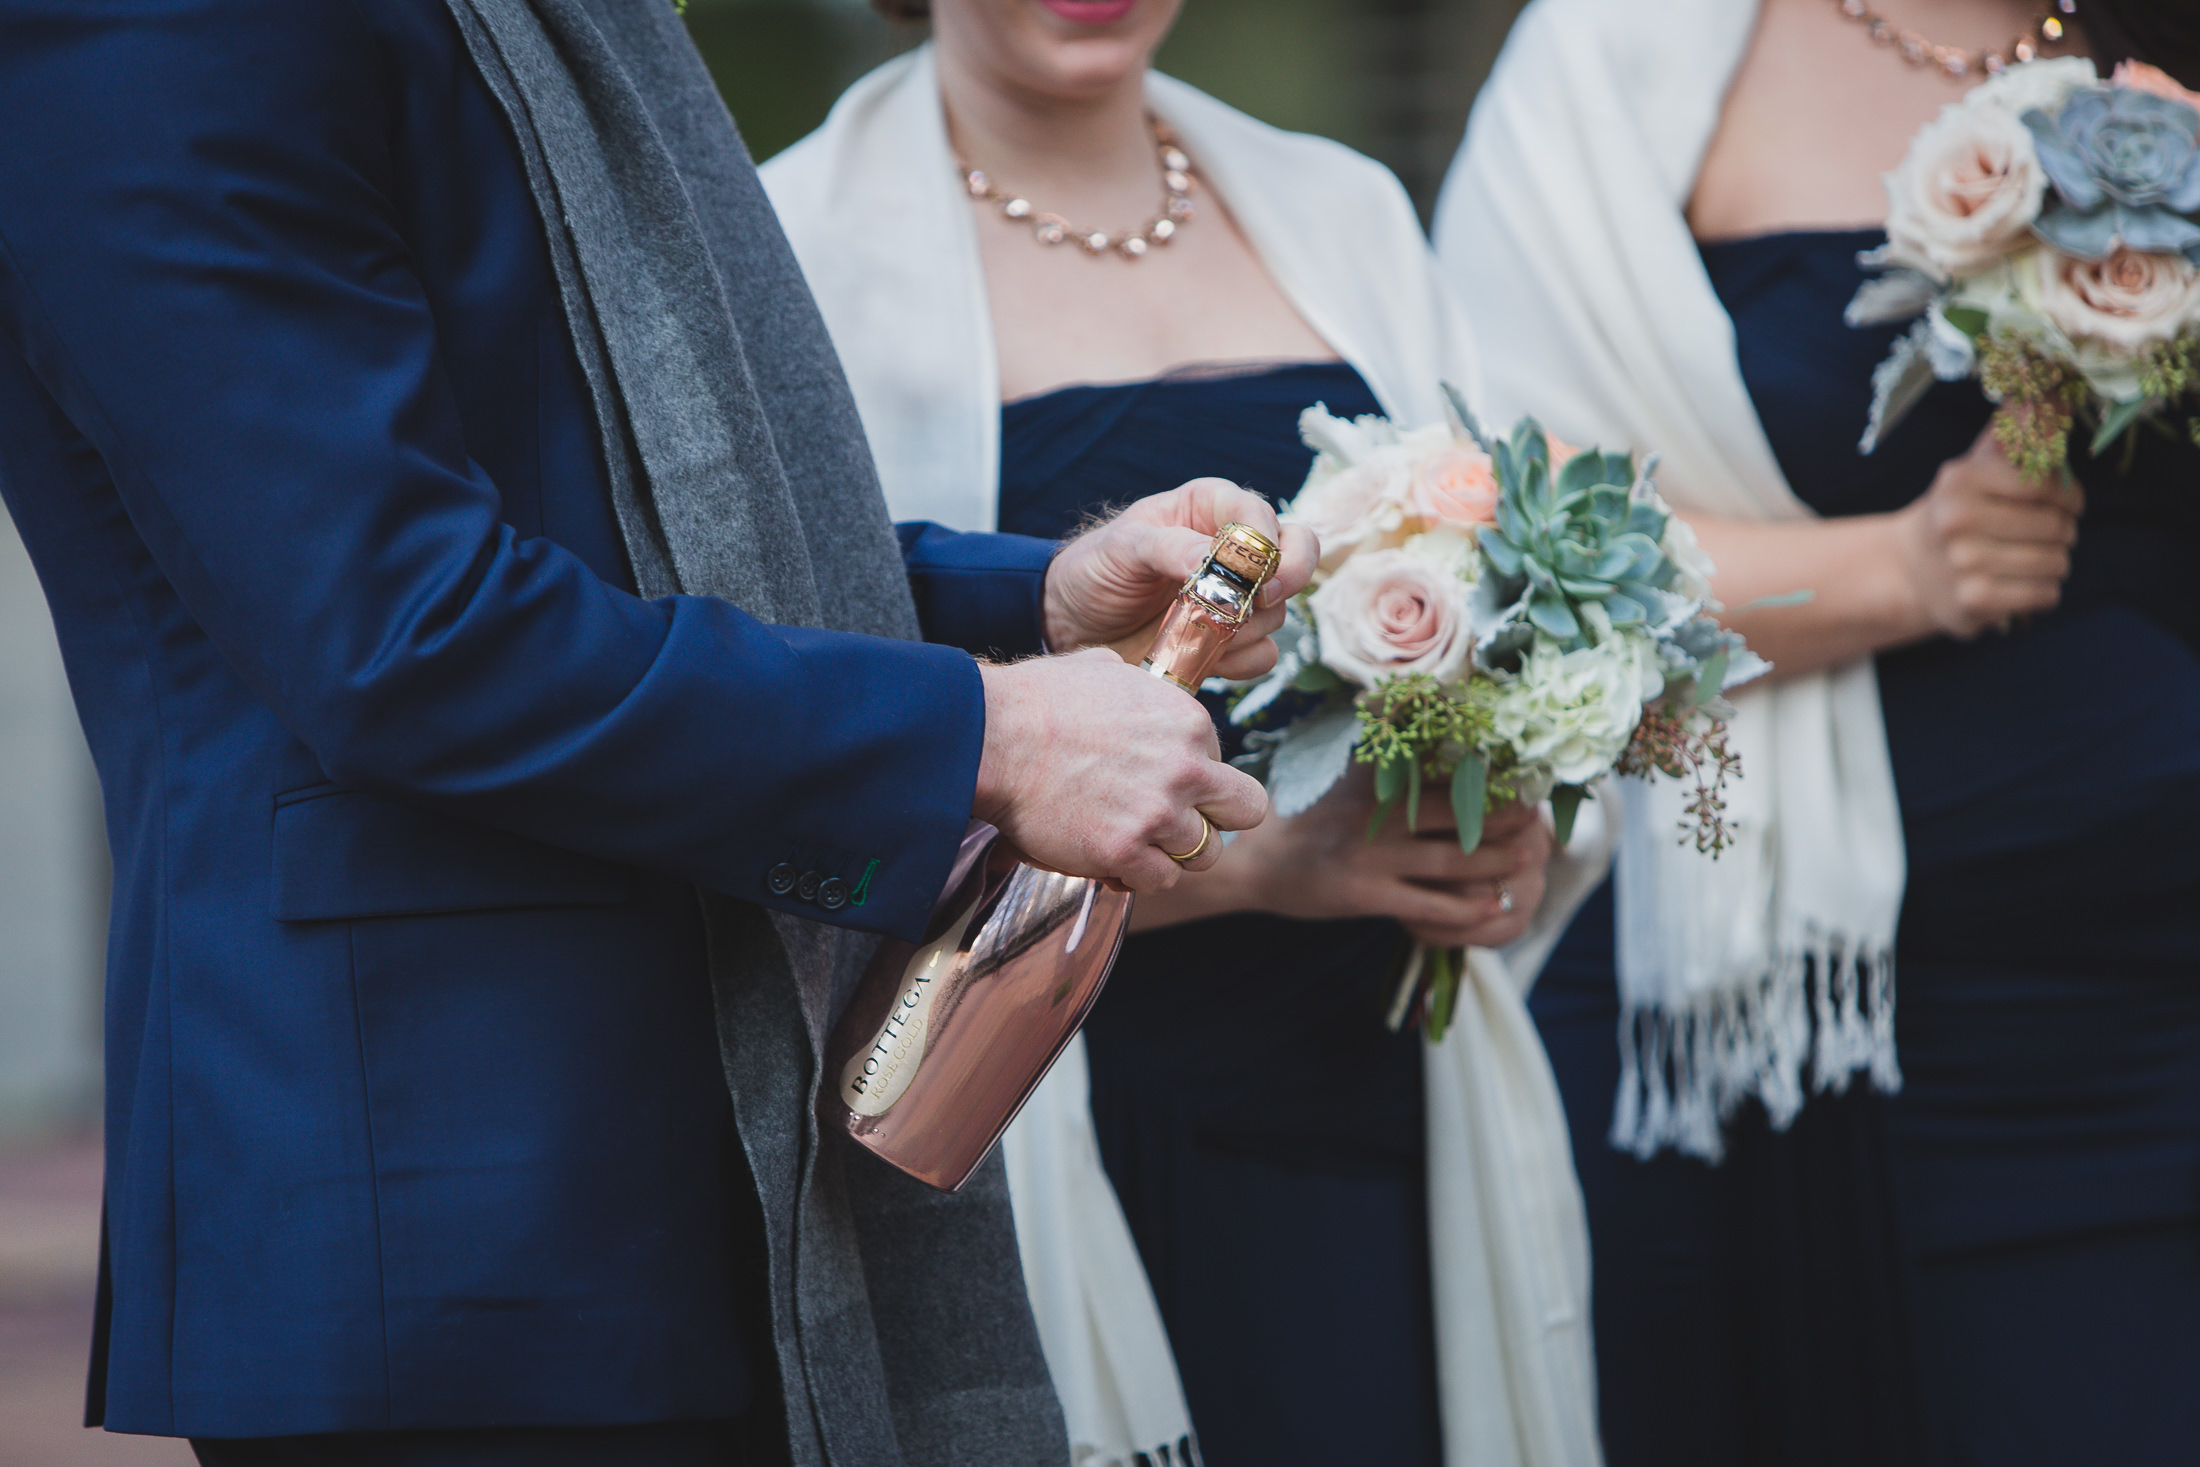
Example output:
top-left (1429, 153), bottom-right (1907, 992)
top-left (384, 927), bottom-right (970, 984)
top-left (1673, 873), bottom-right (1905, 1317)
top-left (1550, 783), bottom-right (1588, 846)
top-left (2092, 395), bottom-right (2149, 456)
top-left (1291, 660), bottom-right (1345, 693)
top-left (1426, 946), bottom-right (1460, 1043)
top-left (1375, 752), bottom-right (1407, 805)
top-left (1368, 794), bottom-right (1398, 842)
top-left (1405, 757), bottom-right (1423, 833)
top-left (1696, 647), bottom-right (1730, 705)
top-left (1943, 303), bottom-right (1991, 338)
top-left (1451, 750), bottom-right (1489, 854)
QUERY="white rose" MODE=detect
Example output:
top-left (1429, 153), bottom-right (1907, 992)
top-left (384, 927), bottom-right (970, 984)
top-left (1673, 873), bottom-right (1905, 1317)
top-left (1883, 96), bottom-right (2050, 279)
top-left (1401, 524), bottom-right (1480, 583)
top-left (1490, 638), bottom-right (1648, 786)
top-left (1967, 55), bottom-right (2097, 117)
top-left (1307, 544), bottom-right (1474, 687)
top-left (1286, 451), bottom-right (1411, 576)
top-left (2019, 243), bottom-right (2200, 354)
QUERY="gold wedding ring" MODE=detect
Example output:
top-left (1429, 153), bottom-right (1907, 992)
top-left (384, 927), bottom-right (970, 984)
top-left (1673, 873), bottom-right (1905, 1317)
top-left (1164, 814), bottom-right (1214, 865)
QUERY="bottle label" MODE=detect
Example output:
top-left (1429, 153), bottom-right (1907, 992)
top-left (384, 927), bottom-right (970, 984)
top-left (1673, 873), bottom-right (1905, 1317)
top-left (839, 881), bottom-right (986, 1117)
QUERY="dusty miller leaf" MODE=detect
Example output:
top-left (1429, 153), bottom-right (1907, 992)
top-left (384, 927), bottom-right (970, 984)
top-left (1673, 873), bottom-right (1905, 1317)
top-left (1860, 319), bottom-right (1937, 455)
top-left (1266, 705), bottom-right (1361, 818)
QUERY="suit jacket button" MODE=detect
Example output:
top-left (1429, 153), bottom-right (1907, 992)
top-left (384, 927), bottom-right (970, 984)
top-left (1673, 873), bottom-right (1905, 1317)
top-left (766, 862), bottom-right (798, 897)
top-left (796, 869), bottom-right (823, 902)
top-left (817, 877), bottom-right (848, 912)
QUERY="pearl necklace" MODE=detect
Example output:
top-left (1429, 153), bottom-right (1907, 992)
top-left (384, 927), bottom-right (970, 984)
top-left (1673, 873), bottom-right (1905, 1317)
top-left (1835, 0), bottom-right (2078, 78)
top-left (960, 118), bottom-right (1195, 261)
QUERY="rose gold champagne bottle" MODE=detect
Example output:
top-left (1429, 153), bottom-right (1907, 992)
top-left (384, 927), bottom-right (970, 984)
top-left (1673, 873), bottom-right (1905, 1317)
top-left (824, 523), bottom-right (1283, 1191)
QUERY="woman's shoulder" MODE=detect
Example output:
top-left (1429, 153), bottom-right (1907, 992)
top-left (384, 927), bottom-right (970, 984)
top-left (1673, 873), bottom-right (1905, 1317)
top-left (1145, 73), bottom-right (1418, 219)
top-left (759, 48), bottom-right (935, 217)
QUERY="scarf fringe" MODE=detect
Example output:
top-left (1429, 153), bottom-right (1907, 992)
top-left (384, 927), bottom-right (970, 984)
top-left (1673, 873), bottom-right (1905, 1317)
top-left (1609, 937), bottom-right (1900, 1163)
top-left (1071, 1433), bottom-right (1203, 1467)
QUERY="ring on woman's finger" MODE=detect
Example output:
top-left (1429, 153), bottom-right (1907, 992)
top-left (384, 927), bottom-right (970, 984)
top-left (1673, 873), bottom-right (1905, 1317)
top-left (1496, 880), bottom-right (1514, 916)
top-left (1164, 814), bottom-right (1214, 865)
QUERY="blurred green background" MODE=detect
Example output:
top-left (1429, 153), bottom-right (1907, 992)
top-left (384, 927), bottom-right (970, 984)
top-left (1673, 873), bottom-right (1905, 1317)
top-left (686, 0), bottom-right (1531, 218)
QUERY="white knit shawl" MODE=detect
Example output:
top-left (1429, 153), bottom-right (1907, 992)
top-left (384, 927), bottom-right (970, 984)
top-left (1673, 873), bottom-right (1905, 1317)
top-left (1434, 0), bottom-right (1908, 1162)
top-left (765, 46), bottom-right (1601, 1467)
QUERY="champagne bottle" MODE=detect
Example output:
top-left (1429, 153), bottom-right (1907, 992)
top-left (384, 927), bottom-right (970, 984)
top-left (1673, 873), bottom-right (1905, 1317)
top-left (824, 522), bottom-right (1283, 1191)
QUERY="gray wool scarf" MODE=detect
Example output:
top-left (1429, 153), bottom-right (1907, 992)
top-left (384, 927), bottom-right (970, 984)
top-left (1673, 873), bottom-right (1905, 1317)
top-left (439, 2), bottom-right (1067, 1463)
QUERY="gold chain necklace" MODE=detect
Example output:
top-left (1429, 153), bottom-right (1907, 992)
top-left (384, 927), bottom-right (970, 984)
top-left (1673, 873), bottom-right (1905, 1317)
top-left (960, 117), bottom-right (1195, 261)
top-left (1835, 0), bottom-right (2078, 78)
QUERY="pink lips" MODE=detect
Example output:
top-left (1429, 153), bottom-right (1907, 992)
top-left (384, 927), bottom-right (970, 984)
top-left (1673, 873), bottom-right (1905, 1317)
top-left (1039, 0), bottom-right (1137, 24)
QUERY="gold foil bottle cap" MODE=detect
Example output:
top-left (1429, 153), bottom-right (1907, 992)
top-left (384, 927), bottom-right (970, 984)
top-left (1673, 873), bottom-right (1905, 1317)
top-left (1210, 523), bottom-right (1281, 588)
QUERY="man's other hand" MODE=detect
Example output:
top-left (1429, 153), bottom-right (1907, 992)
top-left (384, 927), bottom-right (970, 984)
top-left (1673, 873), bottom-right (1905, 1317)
top-left (972, 649), bottom-right (1270, 893)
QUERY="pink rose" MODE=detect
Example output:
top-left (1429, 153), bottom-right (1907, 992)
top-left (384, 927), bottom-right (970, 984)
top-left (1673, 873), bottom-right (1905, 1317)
top-left (2025, 245), bottom-right (2200, 353)
top-left (1404, 444), bottom-right (1499, 527)
top-left (1884, 98), bottom-right (2048, 279)
top-left (1307, 545), bottom-right (1473, 687)
top-left (2114, 62), bottom-right (2200, 130)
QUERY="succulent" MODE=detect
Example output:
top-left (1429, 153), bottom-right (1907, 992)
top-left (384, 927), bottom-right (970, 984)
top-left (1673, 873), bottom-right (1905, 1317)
top-left (2025, 86), bottom-right (2200, 262)
top-left (1470, 419), bottom-right (1673, 653)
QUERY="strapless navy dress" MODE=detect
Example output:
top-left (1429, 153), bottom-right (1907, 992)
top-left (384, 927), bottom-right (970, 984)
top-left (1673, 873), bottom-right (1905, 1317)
top-left (1535, 230), bottom-right (2200, 1467)
top-left (1000, 362), bottom-right (1443, 1467)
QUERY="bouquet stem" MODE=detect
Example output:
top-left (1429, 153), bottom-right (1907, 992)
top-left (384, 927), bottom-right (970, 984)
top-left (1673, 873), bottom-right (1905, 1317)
top-left (1386, 941), bottom-right (1467, 1043)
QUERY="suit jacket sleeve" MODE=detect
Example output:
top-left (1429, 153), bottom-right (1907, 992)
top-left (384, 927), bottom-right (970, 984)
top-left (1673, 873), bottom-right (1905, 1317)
top-left (0, 0), bottom-right (1026, 941)
top-left (896, 522), bottom-right (1055, 660)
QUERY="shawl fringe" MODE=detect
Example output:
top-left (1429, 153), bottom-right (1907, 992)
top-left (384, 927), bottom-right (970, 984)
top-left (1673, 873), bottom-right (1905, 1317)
top-left (1610, 936), bottom-right (1901, 1163)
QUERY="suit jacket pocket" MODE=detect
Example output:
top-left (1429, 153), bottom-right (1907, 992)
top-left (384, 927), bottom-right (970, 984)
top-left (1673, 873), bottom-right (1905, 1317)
top-left (272, 786), bottom-right (632, 922)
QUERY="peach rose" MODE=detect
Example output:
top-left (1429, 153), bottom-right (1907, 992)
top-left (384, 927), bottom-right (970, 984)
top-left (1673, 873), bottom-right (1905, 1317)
top-left (2024, 244), bottom-right (2200, 352)
top-left (1884, 98), bottom-right (2049, 279)
top-left (1307, 544), bottom-right (1473, 687)
top-left (2114, 62), bottom-right (2200, 130)
top-left (1404, 443), bottom-right (1499, 526)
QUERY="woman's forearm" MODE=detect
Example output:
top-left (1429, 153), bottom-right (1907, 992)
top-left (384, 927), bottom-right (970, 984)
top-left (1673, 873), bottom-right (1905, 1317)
top-left (1690, 509), bottom-right (1934, 679)
top-left (1127, 842), bottom-right (1260, 933)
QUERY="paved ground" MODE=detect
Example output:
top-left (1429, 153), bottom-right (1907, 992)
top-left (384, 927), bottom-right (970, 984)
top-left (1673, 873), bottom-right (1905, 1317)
top-left (0, 1135), bottom-right (192, 1467)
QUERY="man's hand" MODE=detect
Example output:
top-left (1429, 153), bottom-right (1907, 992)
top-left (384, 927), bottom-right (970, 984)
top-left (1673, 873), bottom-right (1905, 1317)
top-left (1042, 478), bottom-right (1318, 681)
top-left (973, 649), bottom-right (1271, 894)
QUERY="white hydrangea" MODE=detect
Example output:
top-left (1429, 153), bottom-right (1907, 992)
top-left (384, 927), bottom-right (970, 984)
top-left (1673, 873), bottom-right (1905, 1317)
top-left (1490, 631), bottom-right (1662, 786)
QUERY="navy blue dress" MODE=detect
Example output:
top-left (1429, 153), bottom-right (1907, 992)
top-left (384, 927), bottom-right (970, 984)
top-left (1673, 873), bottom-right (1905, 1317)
top-left (1000, 362), bottom-right (1443, 1467)
top-left (1535, 230), bottom-right (2200, 1467)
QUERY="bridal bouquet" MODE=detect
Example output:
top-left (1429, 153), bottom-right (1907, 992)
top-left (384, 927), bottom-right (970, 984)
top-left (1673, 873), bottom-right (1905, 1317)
top-left (1228, 388), bottom-right (1766, 1039)
top-left (1852, 57), bottom-right (2200, 480)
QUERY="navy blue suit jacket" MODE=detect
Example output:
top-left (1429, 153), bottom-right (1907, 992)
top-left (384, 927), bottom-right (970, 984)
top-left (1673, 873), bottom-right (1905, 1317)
top-left (0, 0), bottom-right (1054, 1438)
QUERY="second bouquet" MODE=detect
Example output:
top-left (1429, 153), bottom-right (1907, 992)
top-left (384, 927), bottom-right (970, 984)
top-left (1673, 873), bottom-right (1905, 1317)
top-left (1229, 387), bottom-right (1767, 1039)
